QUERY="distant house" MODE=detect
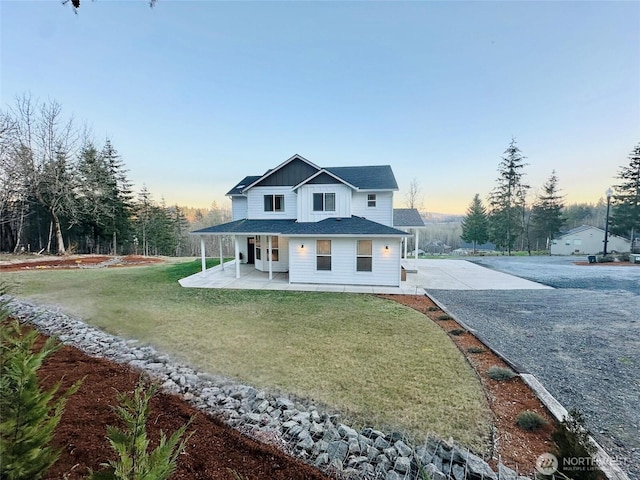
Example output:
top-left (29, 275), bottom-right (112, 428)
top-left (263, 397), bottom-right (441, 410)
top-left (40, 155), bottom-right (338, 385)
top-left (550, 225), bottom-right (631, 255)
top-left (191, 154), bottom-right (424, 287)
top-left (460, 241), bottom-right (496, 252)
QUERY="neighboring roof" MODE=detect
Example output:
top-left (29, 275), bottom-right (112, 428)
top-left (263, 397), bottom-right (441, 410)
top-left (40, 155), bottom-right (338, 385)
top-left (558, 224), bottom-right (630, 241)
top-left (226, 176), bottom-right (262, 196)
top-left (191, 216), bottom-right (409, 237)
top-left (393, 208), bottom-right (425, 227)
top-left (325, 165), bottom-right (398, 190)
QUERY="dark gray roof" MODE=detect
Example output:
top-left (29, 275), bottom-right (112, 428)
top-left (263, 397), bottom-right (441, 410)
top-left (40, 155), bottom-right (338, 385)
top-left (226, 176), bottom-right (262, 196)
top-left (325, 165), bottom-right (398, 190)
top-left (285, 216), bottom-right (409, 236)
top-left (192, 216), bottom-right (409, 237)
top-left (192, 219), bottom-right (296, 235)
top-left (393, 208), bottom-right (425, 227)
top-left (228, 164), bottom-right (398, 196)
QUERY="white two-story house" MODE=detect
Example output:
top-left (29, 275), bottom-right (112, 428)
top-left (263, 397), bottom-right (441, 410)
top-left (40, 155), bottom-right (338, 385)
top-left (191, 154), bottom-right (423, 287)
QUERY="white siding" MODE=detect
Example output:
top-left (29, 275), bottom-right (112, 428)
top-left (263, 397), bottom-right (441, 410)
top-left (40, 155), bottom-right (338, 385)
top-left (254, 235), bottom-right (289, 272)
top-left (288, 237), bottom-right (402, 286)
top-left (247, 187), bottom-right (297, 219)
top-left (296, 184), bottom-right (352, 222)
top-left (351, 191), bottom-right (393, 226)
top-left (235, 235), bottom-right (248, 263)
top-left (231, 197), bottom-right (248, 221)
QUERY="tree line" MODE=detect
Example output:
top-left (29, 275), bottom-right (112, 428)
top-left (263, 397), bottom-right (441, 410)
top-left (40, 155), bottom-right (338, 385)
top-left (461, 139), bottom-right (640, 254)
top-left (0, 95), bottom-right (231, 256)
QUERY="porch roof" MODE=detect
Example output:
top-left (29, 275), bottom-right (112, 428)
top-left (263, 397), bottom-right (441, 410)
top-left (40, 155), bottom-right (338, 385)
top-left (191, 216), bottom-right (410, 237)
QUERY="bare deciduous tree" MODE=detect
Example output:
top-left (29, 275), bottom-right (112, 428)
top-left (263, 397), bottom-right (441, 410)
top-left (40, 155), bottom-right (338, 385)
top-left (404, 177), bottom-right (423, 210)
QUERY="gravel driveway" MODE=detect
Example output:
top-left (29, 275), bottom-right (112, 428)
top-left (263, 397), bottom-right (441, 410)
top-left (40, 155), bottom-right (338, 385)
top-left (426, 256), bottom-right (640, 478)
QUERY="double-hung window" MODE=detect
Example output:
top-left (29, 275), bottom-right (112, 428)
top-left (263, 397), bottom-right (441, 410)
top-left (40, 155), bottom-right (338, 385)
top-left (269, 236), bottom-right (279, 261)
top-left (316, 240), bottom-right (331, 271)
top-left (313, 193), bottom-right (335, 212)
top-left (356, 240), bottom-right (372, 272)
top-left (255, 236), bottom-right (261, 260)
top-left (367, 194), bottom-right (376, 207)
top-left (264, 194), bottom-right (284, 212)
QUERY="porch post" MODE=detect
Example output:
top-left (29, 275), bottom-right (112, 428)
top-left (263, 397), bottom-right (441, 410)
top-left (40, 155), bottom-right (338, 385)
top-left (414, 229), bottom-right (420, 270)
top-left (234, 235), bottom-right (240, 279)
top-left (403, 233), bottom-right (408, 259)
top-left (200, 237), bottom-right (206, 272)
top-left (268, 235), bottom-right (273, 280)
top-left (219, 237), bottom-right (224, 271)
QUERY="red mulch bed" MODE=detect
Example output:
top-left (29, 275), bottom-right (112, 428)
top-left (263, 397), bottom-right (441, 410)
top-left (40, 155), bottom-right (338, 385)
top-left (34, 335), bottom-right (332, 480)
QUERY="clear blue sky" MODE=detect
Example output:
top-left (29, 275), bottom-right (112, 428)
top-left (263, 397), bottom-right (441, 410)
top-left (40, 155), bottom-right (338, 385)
top-left (2, 0), bottom-right (638, 214)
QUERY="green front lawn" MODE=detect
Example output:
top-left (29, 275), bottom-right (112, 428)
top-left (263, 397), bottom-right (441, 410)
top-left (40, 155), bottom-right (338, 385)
top-left (5, 258), bottom-right (492, 451)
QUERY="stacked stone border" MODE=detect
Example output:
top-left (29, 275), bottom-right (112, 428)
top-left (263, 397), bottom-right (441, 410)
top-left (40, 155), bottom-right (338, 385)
top-left (5, 297), bottom-right (533, 480)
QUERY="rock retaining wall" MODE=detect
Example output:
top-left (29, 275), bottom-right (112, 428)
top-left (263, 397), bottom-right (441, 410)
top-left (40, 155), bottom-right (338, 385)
top-left (5, 297), bottom-right (531, 480)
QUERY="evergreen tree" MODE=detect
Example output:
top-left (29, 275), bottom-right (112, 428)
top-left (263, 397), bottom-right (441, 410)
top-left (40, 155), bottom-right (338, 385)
top-left (531, 171), bottom-right (566, 253)
top-left (101, 139), bottom-right (134, 255)
top-left (134, 186), bottom-right (152, 256)
top-left (610, 143), bottom-right (640, 251)
top-left (460, 194), bottom-right (488, 254)
top-left (488, 138), bottom-right (529, 255)
top-left (75, 142), bottom-right (113, 253)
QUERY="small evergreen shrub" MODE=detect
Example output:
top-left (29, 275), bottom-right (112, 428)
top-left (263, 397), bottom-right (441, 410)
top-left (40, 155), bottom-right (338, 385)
top-left (448, 329), bottom-right (465, 336)
top-left (486, 366), bottom-right (517, 381)
top-left (0, 318), bottom-right (82, 480)
top-left (516, 410), bottom-right (547, 431)
top-left (597, 255), bottom-right (614, 263)
top-left (467, 346), bottom-right (485, 354)
top-left (552, 409), bottom-right (603, 480)
top-left (426, 307), bottom-right (439, 312)
top-left (436, 314), bottom-right (451, 321)
top-left (89, 381), bottom-right (192, 480)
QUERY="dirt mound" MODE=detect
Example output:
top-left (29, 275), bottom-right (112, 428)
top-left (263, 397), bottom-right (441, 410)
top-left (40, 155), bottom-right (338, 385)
top-left (0, 255), bottom-right (163, 272)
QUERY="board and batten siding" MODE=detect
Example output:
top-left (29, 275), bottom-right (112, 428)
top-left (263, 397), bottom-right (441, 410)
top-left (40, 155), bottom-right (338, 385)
top-left (288, 237), bottom-right (402, 286)
top-left (351, 191), bottom-right (393, 226)
top-left (231, 197), bottom-right (248, 221)
top-left (246, 187), bottom-right (297, 219)
top-left (296, 184), bottom-right (352, 222)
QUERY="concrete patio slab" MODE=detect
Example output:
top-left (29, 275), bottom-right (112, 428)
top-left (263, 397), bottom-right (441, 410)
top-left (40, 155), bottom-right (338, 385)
top-left (178, 258), bottom-right (551, 294)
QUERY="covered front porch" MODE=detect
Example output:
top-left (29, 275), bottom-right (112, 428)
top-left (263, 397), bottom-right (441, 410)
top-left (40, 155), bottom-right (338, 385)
top-left (179, 260), bottom-right (426, 294)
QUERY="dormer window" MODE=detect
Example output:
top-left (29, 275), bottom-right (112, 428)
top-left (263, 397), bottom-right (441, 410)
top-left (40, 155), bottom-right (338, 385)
top-left (313, 193), bottom-right (336, 212)
top-left (264, 194), bottom-right (284, 212)
top-left (367, 194), bottom-right (376, 207)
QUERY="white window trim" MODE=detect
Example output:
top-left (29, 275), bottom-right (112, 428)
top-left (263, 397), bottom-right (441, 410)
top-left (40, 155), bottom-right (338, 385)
top-left (316, 240), bottom-right (332, 271)
top-left (367, 194), bottom-right (376, 207)
top-left (356, 239), bottom-right (373, 272)
top-left (313, 192), bottom-right (336, 212)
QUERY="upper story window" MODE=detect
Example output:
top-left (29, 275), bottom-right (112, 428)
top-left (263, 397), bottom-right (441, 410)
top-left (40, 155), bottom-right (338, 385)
top-left (313, 193), bottom-right (335, 212)
top-left (264, 194), bottom-right (284, 212)
top-left (316, 240), bottom-right (331, 271)
top-left (367, 194), bottom-right (376, 207)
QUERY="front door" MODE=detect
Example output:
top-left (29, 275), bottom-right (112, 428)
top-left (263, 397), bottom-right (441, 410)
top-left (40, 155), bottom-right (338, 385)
top-left (247, 237), bottom-right (255, 264)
